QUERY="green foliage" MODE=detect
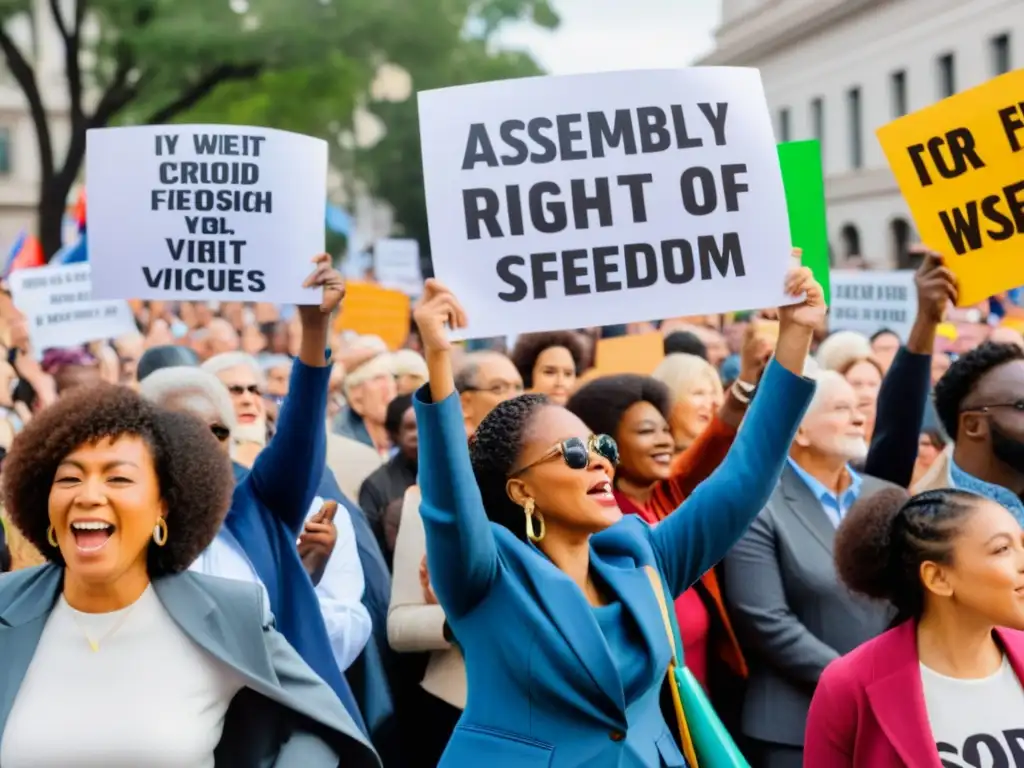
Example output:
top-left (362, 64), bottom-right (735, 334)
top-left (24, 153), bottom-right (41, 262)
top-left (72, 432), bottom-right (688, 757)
top-left (354, 1), bottom-right (558, 262)
top-left (0, 0), bottom-right (557, 256)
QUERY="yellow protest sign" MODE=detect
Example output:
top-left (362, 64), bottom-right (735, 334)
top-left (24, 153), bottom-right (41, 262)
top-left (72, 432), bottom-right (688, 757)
top-left (334, 281), bottom-right (411, 350)
top-left (876, 69), bottom-right (1024, 306)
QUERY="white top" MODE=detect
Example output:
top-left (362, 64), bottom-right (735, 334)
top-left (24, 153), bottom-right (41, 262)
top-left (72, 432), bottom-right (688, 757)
top-left (0, 586), bottom-right (243, 767)
top-left (190, 496), bottom-right (372, 671)
top-left (921, 655), bottom-right (1024, 764)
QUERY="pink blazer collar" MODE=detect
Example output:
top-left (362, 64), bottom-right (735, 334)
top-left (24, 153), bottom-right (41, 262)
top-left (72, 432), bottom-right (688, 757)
top-left (866, 621), bottom-right (1024, 766)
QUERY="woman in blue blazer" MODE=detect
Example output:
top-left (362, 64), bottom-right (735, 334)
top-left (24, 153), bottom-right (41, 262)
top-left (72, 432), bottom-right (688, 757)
top-left (410, 266), bottom-right (823, 768)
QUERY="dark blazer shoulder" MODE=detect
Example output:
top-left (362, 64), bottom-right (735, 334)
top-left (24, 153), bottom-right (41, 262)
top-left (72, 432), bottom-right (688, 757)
top-left (860, 473), bottom-right (898, 495)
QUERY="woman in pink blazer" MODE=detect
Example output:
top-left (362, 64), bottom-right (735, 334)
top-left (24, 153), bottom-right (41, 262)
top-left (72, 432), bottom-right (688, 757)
top-left (805, 487), bottom-right (1024, 768)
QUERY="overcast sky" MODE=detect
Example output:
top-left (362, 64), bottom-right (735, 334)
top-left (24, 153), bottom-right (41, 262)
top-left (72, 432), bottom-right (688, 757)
top-left (497, 0), bottom-right (722, 75)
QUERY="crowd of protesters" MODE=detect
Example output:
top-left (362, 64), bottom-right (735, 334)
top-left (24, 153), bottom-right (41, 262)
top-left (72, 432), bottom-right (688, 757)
top-left (2, 242), bottom-right (1024, 767)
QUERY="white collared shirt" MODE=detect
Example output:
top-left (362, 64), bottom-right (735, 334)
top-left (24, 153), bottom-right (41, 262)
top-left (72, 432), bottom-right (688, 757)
top-left (191, 498), bottom-right (371, 672)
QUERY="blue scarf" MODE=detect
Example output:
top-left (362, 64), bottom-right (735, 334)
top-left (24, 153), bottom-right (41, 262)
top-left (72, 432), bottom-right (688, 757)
top-left (950, 460), bottom-right (1024, 525)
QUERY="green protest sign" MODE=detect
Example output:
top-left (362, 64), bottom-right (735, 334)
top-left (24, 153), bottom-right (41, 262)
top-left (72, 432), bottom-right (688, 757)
top-left (778, 139), bottom-right (831, 304)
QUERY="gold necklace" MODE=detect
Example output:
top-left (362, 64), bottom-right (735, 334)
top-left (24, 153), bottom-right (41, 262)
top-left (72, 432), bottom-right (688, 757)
top-left (70, 601), bottom-right (141, 652)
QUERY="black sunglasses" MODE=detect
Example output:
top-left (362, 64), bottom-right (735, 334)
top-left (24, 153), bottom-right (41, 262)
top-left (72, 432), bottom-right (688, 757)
top-left (227, 384), bottom-right (261, 397)
top-left (510, 434), bottom-right (619, 477)
top-left (209, 424), bottom-right (231, 442)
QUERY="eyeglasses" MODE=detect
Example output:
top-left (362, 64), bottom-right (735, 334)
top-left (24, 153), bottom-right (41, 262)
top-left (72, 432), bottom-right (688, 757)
top-left (463, 381), bottom-right (524, 397)
top-left (209, 424), bottom-right (231, 442)
top-left (509, 434), bottom-right (619, 477)
top-left (227, 384), bottom-right (261, 397)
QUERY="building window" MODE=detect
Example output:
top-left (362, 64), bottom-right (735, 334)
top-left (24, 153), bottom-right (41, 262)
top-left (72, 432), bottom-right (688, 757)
top-left (892, 218), bottom-right (916, 268)
top-left (937, 52), bottom-right (956, 97)
top-left (890, 70), bottom-right (907, 117)
top-left (847, 87), bottom-right (862, 170)
top-left (991, 33), bottom-right (1012, 75)
top-left (778, 107), bottom-right (791, 143)
top-left (810, 97), bottom-right (824, 146)
top-left (841, 223), bottom-right (861, 259)
top-left (0, 128), bottom-right (11, 175)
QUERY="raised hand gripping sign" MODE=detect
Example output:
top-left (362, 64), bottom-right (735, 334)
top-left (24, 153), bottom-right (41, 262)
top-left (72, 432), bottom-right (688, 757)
top-left (877, 69), bottom-right (1024, 307)
top-left (86, 125), bottom-right (327, 304)
top-left (417, 67), bottom-right (795, 339)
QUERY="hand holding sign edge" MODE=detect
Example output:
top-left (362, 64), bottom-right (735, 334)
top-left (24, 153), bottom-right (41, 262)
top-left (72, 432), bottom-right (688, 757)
top-left (414, 278), bottom-right (468, 403)
top-left (297, 253), bottom-right (344, 367)
top-left (775, 251), bottom-right (825, 376)
top-left (912, 245), bottom-right (958, 324)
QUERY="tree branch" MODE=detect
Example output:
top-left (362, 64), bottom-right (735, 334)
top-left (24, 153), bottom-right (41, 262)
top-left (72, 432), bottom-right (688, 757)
top-left (144, 63), bottom-right (262, 124)
top-left (0, 25), bottom-right (54, 180)
top-left (47, 0), bottom-right (68, 40)
top-left (50, 0), bottom-right (84, 133)
top-left (89, 46), bottom-right (134, 126)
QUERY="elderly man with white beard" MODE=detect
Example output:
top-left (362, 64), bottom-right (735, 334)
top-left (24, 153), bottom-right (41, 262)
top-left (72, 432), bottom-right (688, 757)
top-left (722, 369), bottom-right (896, 768)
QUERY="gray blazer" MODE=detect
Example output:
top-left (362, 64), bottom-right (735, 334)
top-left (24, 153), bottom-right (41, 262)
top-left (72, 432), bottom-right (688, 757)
top-left (722, 466), bottom-right (895, 748)
top-left (0, 565), bottom-right (381, 768)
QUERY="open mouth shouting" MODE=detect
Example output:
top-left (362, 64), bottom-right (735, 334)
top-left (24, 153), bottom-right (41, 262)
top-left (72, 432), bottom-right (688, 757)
top-left (587, 478), bottom-right (618, 507)
top-left (70, 519), bottom-right (116, 554)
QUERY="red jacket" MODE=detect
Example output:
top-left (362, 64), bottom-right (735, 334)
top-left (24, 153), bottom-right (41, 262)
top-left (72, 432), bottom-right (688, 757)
top-left (805, 619), bottom-right (1024, 767)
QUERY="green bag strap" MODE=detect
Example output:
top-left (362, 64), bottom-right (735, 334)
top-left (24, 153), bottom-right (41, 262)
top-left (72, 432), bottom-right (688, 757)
top-left (643, 565), bottom-right (688, 666)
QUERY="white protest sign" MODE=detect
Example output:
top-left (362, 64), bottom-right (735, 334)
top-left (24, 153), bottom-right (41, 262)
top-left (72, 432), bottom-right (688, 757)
top-left (86, 125), bottom-right (328, 304)
top-left (7, 264), bottom-right (137, 355)
top-left (829, 270), bottom-right (918, 340)
top-left (374, 238), bottom-right (423, 296)
top-left (418, 67), bottom-right (794, 339)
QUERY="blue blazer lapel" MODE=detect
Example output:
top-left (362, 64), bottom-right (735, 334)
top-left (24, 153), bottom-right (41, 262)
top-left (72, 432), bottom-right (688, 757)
top-left (0, 565), bottom-right (63, 732)
top-left (591, 554), bottom-right (669, 698)
top-left (514, 548), bottom-right (626, 717)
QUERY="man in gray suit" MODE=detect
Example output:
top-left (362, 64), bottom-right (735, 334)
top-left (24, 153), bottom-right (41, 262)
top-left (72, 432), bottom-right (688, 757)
top-left (723, 369), bottom-right (894, 768)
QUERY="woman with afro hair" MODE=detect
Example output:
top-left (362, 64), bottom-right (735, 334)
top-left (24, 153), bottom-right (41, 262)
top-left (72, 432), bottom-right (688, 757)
top-left (0, 384), bottom-right (378, 767)
top-left (509, 331), bottom-right (588, 405)
top-left (408, 263), bottom-right (823, 768)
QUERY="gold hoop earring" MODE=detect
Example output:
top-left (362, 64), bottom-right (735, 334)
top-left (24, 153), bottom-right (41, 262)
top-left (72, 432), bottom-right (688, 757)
top-left (47, 524), bottom-right (58, 548)
top-left (524, 498), bottom-right (545, 543)
top-left (153, 518), bottom-right (168, 547)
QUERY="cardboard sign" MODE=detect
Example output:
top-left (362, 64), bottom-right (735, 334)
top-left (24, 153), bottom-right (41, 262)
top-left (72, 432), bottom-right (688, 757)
top-left (86, 125), bottom-right (328, 303)
top-left (8, 264), bottom-right (137, 355)
top-left (778, 140), bottom-right (830, 304)
top-left (334, 281), bottom-right (411, 350)
top-left (418, 67), bottom-right (795, 339)
top-left (876, 70), bottom-right (1024, 306)
top-left (829, 270), bottom-right (918, 340)
top-left (373, 238), bottom-right (423, 296)
top-left (592, 331), bottom-right (664, 375)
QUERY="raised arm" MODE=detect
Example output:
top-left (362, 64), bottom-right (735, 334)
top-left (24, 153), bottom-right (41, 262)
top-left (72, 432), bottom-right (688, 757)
top-left (864, 248), bottom-right (956, 487)
top-left (648, 326), bottom-right (771, 516)
top-left (649, 262), bottom-right (821, 596)
top-left (412, 281), bottom-right (497, 618)
top-left (248, 254), bottom-right (341, 534)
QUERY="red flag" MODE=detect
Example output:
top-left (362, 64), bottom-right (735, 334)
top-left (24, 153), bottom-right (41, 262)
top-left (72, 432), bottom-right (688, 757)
top-left (73, 189), bottom-right (87, 230)
top-left (10, 235), bottom-right (45, 273)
